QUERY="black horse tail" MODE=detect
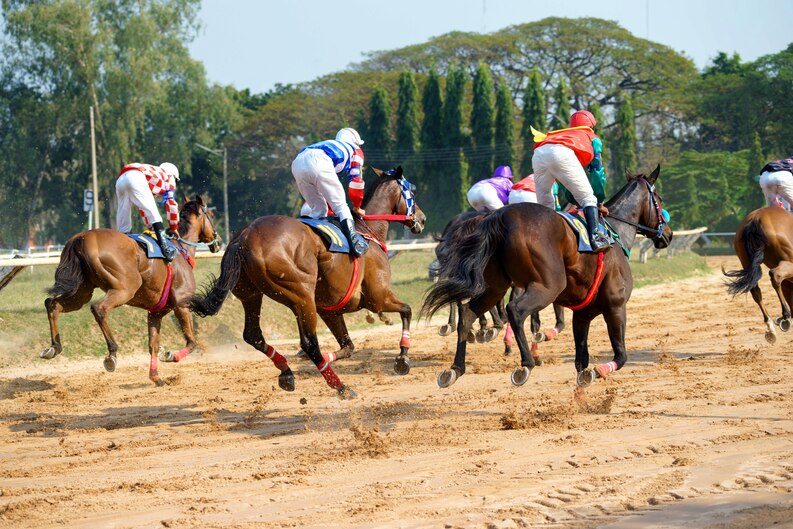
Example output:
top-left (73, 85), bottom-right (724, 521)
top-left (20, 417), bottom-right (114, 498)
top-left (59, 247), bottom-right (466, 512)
top-left (46, 237), bottom-right (86, 298)
top-left (724, 218), bottom-right (766, 296)
top-left (422, 210), bottom-right (506, 319)
top-left (190, 237), bottom-right (244, 317)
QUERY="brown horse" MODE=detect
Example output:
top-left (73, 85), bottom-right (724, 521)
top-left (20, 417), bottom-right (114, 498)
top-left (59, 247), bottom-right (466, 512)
top-left (190, 167), bottom-right (426, 399)
top-left (422, 166), bottom-right (672, 396)
top-left (724, 206), bottom-right (793, 343)
top-left (41, 196), bottom-right (221, 385)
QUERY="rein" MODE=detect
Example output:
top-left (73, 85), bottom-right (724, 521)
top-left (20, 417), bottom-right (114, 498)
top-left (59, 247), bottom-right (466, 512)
top-left (173, 204), bottom-right (221, 249)
top-left (605, 178), bottom-right (667, 242)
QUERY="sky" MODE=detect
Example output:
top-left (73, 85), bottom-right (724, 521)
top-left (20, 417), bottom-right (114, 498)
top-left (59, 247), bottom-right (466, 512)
top-left (189, 0), bottom-right (793, 94)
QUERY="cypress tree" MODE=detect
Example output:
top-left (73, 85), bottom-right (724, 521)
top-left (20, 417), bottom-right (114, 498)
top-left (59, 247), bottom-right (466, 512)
top-left (519, 69), bottom-right (546, 176)
top-left (355, 108), bottom-right (368, 146)
top-left (612, 95), bottom-right (637, 188)
top-left (743, 131), bottom-right (766, 211)
top-left (549, 80), bottom-right (571, 130)
top-left (469, 63), bottom-right (494, 181)
top-left (442, 64), bottom-right (469, 218)
top-left (395, 70), bottom-right (419, 161)
top-left (590, 101), bottom-right (609, 184)
top-left (494, 81), bottom-right (515, 171)
top-left (367, 86), bottom-right (391, 167)
top-left (420, 69), bottom-right (444, 214)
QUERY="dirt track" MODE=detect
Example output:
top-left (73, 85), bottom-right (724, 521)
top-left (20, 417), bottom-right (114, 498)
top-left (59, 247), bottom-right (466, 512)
top-left (1, 256), bottom-right (792, 529)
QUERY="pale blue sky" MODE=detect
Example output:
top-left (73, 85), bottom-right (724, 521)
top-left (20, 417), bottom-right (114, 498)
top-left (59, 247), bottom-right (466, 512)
top-left (189, 0), bottom-right (793, 93)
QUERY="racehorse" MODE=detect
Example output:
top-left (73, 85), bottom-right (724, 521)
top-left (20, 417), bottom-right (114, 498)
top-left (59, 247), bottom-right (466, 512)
top-left (723, 206), bottom-right (793, 344)
top-left (422, 166), bottom-right (672, 396)
top-left (40, 196), bottom-right (221, 385)
top-left (190, 167), bottom-right (426, 399)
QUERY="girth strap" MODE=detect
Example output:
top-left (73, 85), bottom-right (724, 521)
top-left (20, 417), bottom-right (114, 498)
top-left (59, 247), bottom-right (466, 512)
top-left (562, 252), bottom-right (605, 311)
top-left (148, 264), bottom-right (173, 313)
top-left (320, 256), bottom-right (360, 311)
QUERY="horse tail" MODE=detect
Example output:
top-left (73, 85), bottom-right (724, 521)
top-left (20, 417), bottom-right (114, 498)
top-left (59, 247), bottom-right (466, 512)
top-left (724, 218), bottom-right (766, 296)
top-left (46, 236), bottom-right (86, 298)
top-left (422, 210), bottom-right (505, 319)
top-left (190, 237), bottom-right (244, 317)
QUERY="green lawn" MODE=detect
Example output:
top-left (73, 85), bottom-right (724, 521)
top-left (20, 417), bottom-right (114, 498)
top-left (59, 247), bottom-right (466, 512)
top-left (0, 249), bottom-right (709, 361)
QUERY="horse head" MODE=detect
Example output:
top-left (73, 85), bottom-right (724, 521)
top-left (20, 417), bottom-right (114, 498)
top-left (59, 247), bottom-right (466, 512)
top-left (369, 166), bottom-right (426, 234)
top-left (636, 165), bottom-right (673, 249)
top-left (180, 195), bottom-right (222, 252)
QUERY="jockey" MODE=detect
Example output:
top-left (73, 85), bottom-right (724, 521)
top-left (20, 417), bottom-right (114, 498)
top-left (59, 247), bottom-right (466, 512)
top-left (758, 156), bottom-right (793, 210)
top-left (508, 173), bottom-right (538, 204)
top-left (532, 109), bottom-right (610, 253)
top-left (116, 162), bottom-right (180, 262)
top-left (467, 165), bottom-right (514, 212)
top-left (292, 127), bottom-right (369, 256)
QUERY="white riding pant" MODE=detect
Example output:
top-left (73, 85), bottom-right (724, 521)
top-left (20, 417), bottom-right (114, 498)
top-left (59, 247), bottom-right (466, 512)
top-left (292, 148), bottom-right (353, 222)
top-left (532, 143), bottom-right (597, 209)
top-left (467, 183), bottom-right (504, 212)
top-left (508, 189), bottom-right (538, 205)
top-left (116, 170), bottom-right (162, 233)
top-left (759, 170), bottom-right (793, 209)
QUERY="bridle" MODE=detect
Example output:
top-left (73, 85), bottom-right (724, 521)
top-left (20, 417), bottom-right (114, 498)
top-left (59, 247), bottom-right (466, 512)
top-left (605, 177), bottom-right (670, 247)
top-left (175, 204), bottom-right (222, 251)
top-left (361, 174), bottom-right (418, 227)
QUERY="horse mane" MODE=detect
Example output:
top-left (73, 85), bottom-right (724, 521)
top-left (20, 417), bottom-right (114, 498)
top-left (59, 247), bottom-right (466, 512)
top-left (605, 173), bottom-right (644, 207)
top-left (178, 200), bottom-right (201, 233)
top-left (361, 170), bottom-right (401, 209)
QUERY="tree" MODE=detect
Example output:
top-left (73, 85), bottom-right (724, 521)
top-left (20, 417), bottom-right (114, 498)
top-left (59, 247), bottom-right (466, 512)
top-left (494, 81), bottom-right (515, 171)
top-left (611, 95), bottom-right (637, 187)
top-left (395, 70), bottom-right (419, 162)
top-left (420, 69), bottom-right (444, 202)
top-left (469, 63), bottom-right (494, 181)
top-left (440, 64), bottom-right (469, 221)
top-left (742, 131), bottom-right (766, 211)
top-left (367, 86), bottom-right (392, 167)
top-left (519, 69), bottom-right (546, 176)
top-left (549, 80), bottom-right (571, 130)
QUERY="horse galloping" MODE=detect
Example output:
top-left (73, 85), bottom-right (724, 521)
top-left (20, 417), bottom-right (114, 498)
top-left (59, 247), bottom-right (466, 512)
top-left (422, 166), bottom-right (672, 397)
top-left (41, 196), bottom-right (221, 385)
top-left (724, 206), bottom-right (793, 343)
top-left (190, 167), bottom-right (426, 399)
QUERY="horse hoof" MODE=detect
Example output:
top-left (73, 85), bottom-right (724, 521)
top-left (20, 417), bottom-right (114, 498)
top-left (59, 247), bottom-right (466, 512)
top-left (765, 331), bottom-right (777, 344)
top-left (483, 328), bottom-right (499, 342)
top-left (533, 355), bottom-right (543, 367)
top-left (532, 331), bottom-right (546, 343)
top-left (296, 349), bottom-right (307, 358)
top-left (393, 356), bottom-right (411, 376)
top-left (278, 372), bottom-right (295, 392)
top-left (366, 313), bottom-right (376, 324)
top-left (159, 351), bottom-right (175, 362)
top-left (337, 385), bottom-right (357, 400)
top-left (503, 345), bottom-right (512, 356)
top-left (103, 355), bottom-right (117, 373)
top-left (510, 366), bottom-right (531, 386)
top-left (152, 378), bottom-right (165, 387)
top-left (475, 329), bottom-right (487, 343)
top-left (437, 368), bottom-right (459, 388)
top-left (778, 318), bottom-right (792, 332)
top-left (576, 369), bottom-right (598, 388)
top-left (466, 331), bottom-right (476, 344)
top-left (39, 346), bottom-right (59, 360)
top-left (438, 324), bottom-right (453, 337)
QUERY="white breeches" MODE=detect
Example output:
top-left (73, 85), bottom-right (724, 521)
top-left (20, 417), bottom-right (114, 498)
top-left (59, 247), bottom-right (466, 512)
top-left (532, 143), bottom-right (597, 209)
top-left (759, 170), bottom-right (793, 209)
top-left (292, 148), bottom-right (352, 222)
top-left (508, 189), bottom-right (538, 205)
top-left (116, 170), bottom-right (162, 233)
top-left (467, 183), bottom-right (504, 212)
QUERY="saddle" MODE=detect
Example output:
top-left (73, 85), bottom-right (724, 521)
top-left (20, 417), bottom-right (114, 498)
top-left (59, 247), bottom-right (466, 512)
top-left (298, 217), bottom-right (351, 253)
top-left (556, 210), bottom-right (622, 254)
top-left (126, 232), bottom-right (183, 261)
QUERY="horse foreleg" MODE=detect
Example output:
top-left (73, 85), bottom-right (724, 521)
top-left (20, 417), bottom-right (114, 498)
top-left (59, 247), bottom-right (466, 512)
top-left (240, 294), bottom-right (295, 392)
top-left (41, 285), bottom-right (94, 360)
top-left (161, 305), bottom-right (198, 362)
top-left (147, 312), bottom-right (166, 386)
top-left (366, 291), bottom-right (412, 375)
top-left (90, 289), bottom-right (133, 373)
top-left (769, 264), bottom-right (793, 332)
top-left (750, 285), bottom-right (777, 344)
top-left (579, 306), bottom-right (627, 390)
top-left (318, 311), bottom-right (355, 360)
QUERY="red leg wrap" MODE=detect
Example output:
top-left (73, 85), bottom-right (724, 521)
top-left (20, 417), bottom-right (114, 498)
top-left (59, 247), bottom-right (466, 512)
top-left (265, 345), bottom-right (289, 371)
top-left (595, 361), bottom-right (618, 378)
top-left (545, 327), bottom-right (559, 341)
top-left (172, 347), bottom-right (191, 362)
top-left (400, 330), bottom-right (411, 348)
top-left (322, 351), bottom-right (337, 364)
top-left (320, 366), bottom-right (343, 389)
top-left (504, 323), bottom-right (514, 345)
top-left (530, 342), bottom-right (538, 356)
top-left (149, 355), bottom-right (159, 381)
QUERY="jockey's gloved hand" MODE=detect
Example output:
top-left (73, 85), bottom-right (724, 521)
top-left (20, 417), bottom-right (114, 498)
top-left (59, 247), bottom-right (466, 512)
top-left (352, 206), bottom-right (366, 218)
top-left (166, 228), bottom-right (179, 239)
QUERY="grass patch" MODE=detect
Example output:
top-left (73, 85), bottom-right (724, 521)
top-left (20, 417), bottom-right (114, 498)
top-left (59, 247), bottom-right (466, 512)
top-left (0, 249), bottom-right (707, 360)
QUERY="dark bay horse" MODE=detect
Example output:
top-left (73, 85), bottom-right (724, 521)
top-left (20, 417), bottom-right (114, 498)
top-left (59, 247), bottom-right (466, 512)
top-left (190, 167), bottom-right (426, 399)
top-left (41, 197), bottom-right (221, 385)
top-left (724, 206), bottom-right (793, 343)
top-left (422, 166), bottom-right (672, 396)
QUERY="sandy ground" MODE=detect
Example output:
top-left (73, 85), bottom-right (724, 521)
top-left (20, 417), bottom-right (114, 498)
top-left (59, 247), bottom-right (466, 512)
top-left (1, 256), bottom-right (792, 529)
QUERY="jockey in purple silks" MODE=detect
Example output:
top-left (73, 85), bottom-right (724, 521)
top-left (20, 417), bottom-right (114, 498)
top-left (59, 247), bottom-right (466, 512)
top-left (467, 165), bottom-right (514, 212)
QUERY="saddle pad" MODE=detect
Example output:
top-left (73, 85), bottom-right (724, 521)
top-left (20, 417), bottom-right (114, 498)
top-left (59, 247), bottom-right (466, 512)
top-left (556, 211), bottom-right (616, 253)
top-left (298, 218), bottom-right (351, 253)
top-left (126, 233), bottom-right (179, 260)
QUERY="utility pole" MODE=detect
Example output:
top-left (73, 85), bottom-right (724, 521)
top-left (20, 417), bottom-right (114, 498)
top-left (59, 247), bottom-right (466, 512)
top-left (89, 106), bottom-right (99, 228)
top-left (195, 142), bottom-right (230, 243)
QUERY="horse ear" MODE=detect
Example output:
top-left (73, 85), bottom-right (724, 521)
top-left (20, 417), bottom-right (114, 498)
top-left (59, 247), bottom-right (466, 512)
top-left (196, 195), bottom-right (205, 206)
top-left (182, 192), bottom-right (190, 203)
top-left (647, 164), bottom-right (661, 184)
top-left (396, 166), bottom-right (403, 177)
top-left (372, 167), bottom-right (384, 178)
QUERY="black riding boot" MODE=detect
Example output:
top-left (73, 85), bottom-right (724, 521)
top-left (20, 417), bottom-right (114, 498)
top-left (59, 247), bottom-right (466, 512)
top-left (340, 218), bottom-right (369, 257)
top-left (152, 221), bottom-right (176, 262)
top-left (583, 206), bottom-right (610, 253)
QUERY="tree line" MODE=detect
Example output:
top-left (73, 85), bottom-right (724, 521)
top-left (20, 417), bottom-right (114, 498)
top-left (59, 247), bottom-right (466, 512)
top-left (1, 3), bottom-right (791, 246)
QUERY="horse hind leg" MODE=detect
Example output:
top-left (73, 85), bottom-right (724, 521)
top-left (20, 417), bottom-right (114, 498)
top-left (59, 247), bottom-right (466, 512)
top-left (750, 285), bottom-right (777, 344)
top-left (90, 288), bottom-right (135, 372)
top-left (438, 303), bottom-right (456, 337)
top-left (240, 293), bottom-right (295, 392)
top-left (41, 285), bottom-right (94, 360)
top-left (769, 263), bottom-right (793, 332)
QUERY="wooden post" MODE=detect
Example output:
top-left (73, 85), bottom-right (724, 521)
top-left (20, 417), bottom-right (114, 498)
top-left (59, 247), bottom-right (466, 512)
top-left (90, 106), bottom-right (99, 228)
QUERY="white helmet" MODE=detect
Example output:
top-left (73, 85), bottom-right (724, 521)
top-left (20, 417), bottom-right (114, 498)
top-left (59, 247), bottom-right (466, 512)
top-left (159, 162), bottom-right (180, 182)
top-left (336, 127), bottom-right (364, 147)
